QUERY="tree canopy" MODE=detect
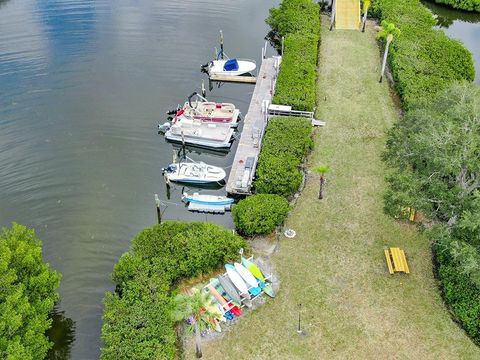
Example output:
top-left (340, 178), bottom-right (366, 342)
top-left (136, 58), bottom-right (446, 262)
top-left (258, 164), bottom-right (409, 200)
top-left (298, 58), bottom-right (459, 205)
top-left (0, 223), bottom-right (61, 360)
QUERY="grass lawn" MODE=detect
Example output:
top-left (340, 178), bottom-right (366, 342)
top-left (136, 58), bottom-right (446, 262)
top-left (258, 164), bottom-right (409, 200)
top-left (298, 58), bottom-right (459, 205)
top-left (193, 18), bottom-right (480, 359)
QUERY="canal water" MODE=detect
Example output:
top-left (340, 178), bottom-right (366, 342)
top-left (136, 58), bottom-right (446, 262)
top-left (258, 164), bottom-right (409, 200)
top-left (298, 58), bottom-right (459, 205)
top-left (423, 1), bottom-right (480, 83)
top-left (0, 0), bottom-right (278, 358)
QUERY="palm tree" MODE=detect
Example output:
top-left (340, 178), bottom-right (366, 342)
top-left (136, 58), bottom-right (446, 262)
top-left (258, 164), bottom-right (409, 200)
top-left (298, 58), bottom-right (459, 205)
top-left (377, 20), bottom-right (400, 83)
top-left (361, 0), bottom-right (371, 33)
top-left (172, 288), bottom-right (223, 358)
top-left (313, 164), bottom-right (330, 200)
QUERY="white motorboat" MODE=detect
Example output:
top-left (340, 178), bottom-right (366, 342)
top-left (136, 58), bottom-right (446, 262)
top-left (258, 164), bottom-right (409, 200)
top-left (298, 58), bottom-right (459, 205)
top-left (175, 93), bottom-right (240, 127)
top-left (182, 192), bottom-right (234, 206)
top-left (206, 58), bottom-right (257, 77)
top-left (162, 159), bottom-right (226, 184)
top-left (164, 118), bottom-right (234, 149)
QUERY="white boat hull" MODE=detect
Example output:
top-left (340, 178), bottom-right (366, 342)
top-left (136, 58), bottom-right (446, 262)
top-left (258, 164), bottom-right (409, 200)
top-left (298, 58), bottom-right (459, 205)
top-left (164, 162), bottom-right (226, 184)
top-left (182, 192), bottom-right (234, 206)
top-left (209, 59), bottom-right (257, 76)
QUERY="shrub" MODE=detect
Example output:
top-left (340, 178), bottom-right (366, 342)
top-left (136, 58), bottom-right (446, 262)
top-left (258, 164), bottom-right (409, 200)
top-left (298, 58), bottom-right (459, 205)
top-left (233, 194), bottom-right (290, 236)
top-left (266, 0), bottom-right (321, 38)
top-left (255, 117), bottom-right (313, 197)
top-left (372, 0), bottom-right (475, 109)
top-left (433, 0), bottom-right (480, 12)
top-left (267, 0), bottom-right (320, 111)
top-left (0, 223), bottom-right (61, 360)
top-left (101, 221), bottom-right (247, 360)
top-left (433, 228), bottom-right (480, 345)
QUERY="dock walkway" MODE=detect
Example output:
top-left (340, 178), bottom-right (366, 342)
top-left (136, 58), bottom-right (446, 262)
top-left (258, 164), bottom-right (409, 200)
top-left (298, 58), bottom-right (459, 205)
top-left (226, 56), bottom-right (281, 195)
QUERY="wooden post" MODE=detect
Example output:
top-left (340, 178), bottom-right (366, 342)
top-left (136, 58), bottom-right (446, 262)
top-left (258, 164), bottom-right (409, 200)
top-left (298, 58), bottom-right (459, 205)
top-left (154, 194), bottom-right (161, 224)
top-left (220, 30), bottom-right (224, 60)
top-left (201, 80), bottom-right (206, 98)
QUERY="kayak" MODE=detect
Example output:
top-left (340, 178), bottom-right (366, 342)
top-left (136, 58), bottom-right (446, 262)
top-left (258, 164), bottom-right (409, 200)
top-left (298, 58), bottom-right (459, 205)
top-left (241, 256), bottom-right (266, 282)
top-left (217, 275), bottom-right (243, 305)
top-left (234, 263), bottom-right (261, 296)
top-left (241, 256), bottom-right (275, 298)
top-left (225, 264), bottom-right (251, 299)
top-left (207, 283), bottom-right (242, 317)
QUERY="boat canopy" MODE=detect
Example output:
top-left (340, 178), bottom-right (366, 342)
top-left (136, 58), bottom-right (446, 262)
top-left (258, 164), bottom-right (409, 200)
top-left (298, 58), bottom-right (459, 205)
top-left (223, 58), bottom-right (239, 71)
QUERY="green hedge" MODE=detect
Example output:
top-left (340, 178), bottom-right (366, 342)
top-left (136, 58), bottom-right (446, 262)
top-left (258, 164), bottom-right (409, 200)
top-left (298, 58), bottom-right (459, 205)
top-left (255, 117), bottom-right (313, 197)
top-left (101, 221), bottom-right (247, 360)
top-left (273, 32), bottom-right (319, 111)
top-left (267, 0), bottom-right (320, 111)
top-left (266, 0), bottom-right (320, 38)
top-left (433, 0), bottom-right (480, 12)
top-left (372, 0), bottom-right (475, 109)
top-left (233, 194), bottom-right (290, 236)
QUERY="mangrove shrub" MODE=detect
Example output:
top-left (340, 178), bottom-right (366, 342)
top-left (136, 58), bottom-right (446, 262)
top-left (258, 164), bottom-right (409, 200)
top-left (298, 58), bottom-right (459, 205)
top-left (433, 0), bottom-right (480, 12)
top-left (0, 223), bottom-right (61, 360)
top-left (233, 194), bottom-right (290, 236)
top-left (101, 221), bottom-right (246, 360)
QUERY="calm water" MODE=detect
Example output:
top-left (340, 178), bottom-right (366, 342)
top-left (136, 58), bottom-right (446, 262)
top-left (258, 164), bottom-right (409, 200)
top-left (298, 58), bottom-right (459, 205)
top-left (423, 1), bottom-right (480, 83)
top-left (0, 0), bottom-right (278, 358)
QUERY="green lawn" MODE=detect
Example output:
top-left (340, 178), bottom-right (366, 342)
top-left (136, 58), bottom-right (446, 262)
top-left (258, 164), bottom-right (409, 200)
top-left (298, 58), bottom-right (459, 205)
top-left (194, 18), bottom-right (480, 359)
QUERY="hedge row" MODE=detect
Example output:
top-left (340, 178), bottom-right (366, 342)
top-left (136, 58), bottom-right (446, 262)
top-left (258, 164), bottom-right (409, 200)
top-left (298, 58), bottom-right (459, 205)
top-left (101, 221), bottom-right (246, 359)
top-left (255, 116), bottom-right (313, 197)
top-left (232, 194), bottom-right (290, 236)
top-left (267, 0), bottom-right (320, 111)
top-left (433, 0), bottom-right (480, 12)
top-left (372, 0), bottom-right (475, 109)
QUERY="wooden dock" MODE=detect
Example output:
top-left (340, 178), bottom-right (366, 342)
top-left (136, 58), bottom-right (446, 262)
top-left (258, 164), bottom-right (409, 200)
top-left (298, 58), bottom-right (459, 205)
top-left (226, 56), bottom-right (281, 195)
top-left (209, 74), bottom-right (257, 84)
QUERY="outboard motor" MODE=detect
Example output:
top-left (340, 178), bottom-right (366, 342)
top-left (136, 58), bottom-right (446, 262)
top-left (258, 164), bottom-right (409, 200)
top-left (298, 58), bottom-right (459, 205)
top-left (157, 122), bottom-right (171, 134)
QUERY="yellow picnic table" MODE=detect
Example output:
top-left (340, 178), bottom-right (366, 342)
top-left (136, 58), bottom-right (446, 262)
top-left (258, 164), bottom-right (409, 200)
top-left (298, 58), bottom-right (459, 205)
top-left (384, 247), bottom-right (410, 274)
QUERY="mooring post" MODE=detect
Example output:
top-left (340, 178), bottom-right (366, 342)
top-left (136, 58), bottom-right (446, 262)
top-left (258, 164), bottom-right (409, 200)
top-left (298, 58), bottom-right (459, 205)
top-left (220, 30), bottom-right (224, 60)
top-left (201, 80), bottom-right (206, 98)
top-left (154, 194), bottom-right (161, 224)
top-left (181, 131), bottom-right (186, 159)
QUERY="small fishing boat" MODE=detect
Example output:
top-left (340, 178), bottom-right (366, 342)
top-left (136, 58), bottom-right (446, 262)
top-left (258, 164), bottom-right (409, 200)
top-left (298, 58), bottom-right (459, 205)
top-left (206, 58), bottom-right (257, 77)
top-left (162, 158), bottom-right (226, 184)
top-left (182, 192), bottom-right (234, 206)
top-left (164, 119), bottom-right (235, 149)
top-left (173, 93), bottom-right (240, 127)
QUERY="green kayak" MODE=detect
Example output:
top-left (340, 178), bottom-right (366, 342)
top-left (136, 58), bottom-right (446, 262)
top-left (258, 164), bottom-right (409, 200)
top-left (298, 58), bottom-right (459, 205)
top-left (242, 256), bottom-right (275, 298)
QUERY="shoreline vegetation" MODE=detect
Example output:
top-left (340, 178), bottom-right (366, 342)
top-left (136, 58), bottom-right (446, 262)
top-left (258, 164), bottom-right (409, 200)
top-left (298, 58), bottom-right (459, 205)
top-left (0, 223), bottom-right (61, 360)
top-left (432, 0), bottom-right (480, 12)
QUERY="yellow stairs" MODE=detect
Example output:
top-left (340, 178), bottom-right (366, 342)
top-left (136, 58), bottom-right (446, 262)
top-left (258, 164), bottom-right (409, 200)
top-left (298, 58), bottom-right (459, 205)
top-left (335, 0), bottom-right (361, 30)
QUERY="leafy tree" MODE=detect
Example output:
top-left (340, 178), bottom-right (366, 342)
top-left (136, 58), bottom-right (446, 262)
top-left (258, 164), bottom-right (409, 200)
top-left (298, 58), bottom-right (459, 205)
top-left (383, 82), bottom-right (480, 226)
top-left (0, 223), bottom-right (61, 360)
top-left (377, 20), bottom-right (400, 83)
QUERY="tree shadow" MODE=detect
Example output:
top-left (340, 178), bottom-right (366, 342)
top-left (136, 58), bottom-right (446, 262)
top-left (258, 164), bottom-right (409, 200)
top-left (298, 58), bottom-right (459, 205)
top-left (46, 306), bottom-right (76, 360)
